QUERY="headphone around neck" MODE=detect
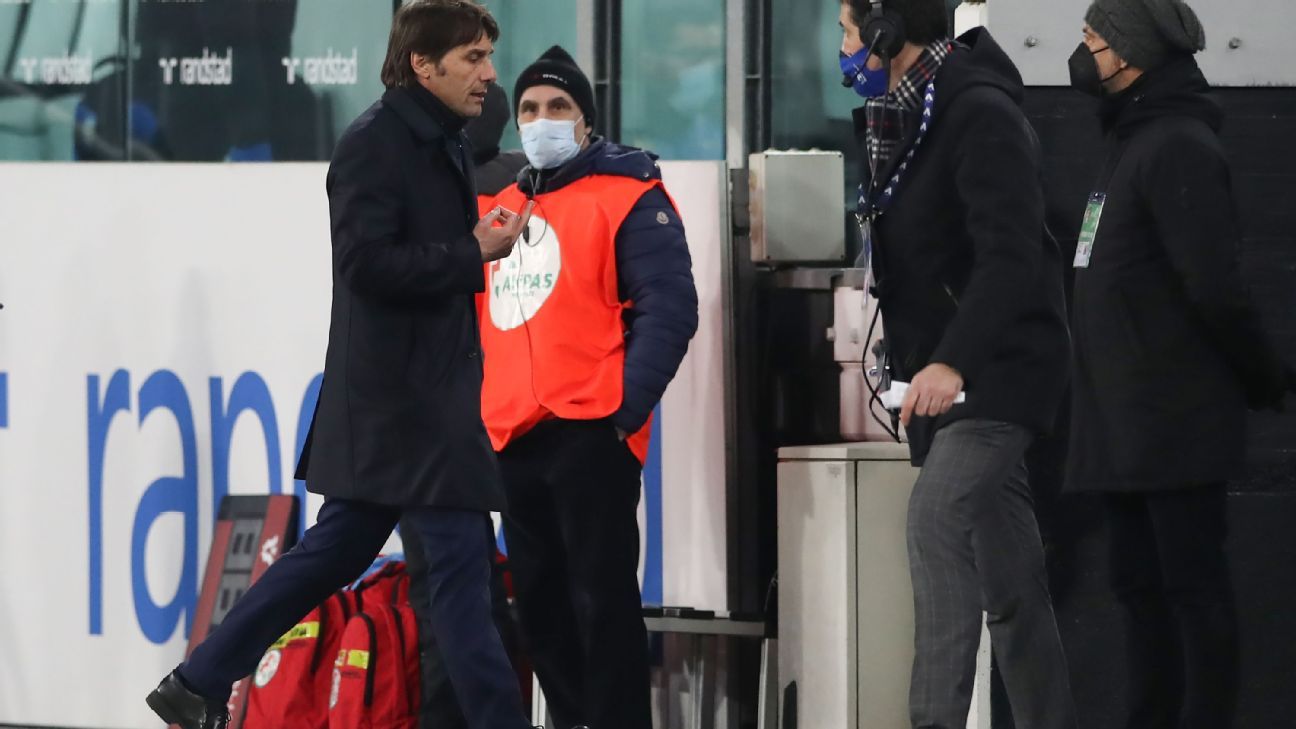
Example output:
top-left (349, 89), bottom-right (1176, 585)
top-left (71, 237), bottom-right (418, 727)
top-left (853, 0), bottom-right (907, 60)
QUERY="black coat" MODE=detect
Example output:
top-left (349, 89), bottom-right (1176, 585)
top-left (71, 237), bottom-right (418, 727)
top-left (295, 85), bottom-right (505, 511)
top-left (474, 149), bottom-right (528, 198)
top-left (1065, 57), bottom-right (1293, 493)
top-left (858, 29), bottom-right (1071, 463)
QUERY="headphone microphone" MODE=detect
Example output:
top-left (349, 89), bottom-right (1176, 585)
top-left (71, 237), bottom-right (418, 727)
top-left (842, 27), bottom-right (889, 88)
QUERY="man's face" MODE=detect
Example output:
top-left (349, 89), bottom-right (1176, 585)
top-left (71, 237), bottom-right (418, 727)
top-left (840, 3), bottom-right (885, 72)
top-left (1082, 24), bottom-right (1128, 91)
top-left (517, 85), bottom-right (591, 147)
top-left (413, 34), bottom-right (497, 118)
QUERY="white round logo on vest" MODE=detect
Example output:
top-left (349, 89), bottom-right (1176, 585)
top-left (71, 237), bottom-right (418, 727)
top-left (488, 214), bottom-right (562, 331)
top-left (253, 649), bottom-right (281, 688)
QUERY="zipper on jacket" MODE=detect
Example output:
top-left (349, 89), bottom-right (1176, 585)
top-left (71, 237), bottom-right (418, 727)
top-left (943, 284), bottom-right (960, 308)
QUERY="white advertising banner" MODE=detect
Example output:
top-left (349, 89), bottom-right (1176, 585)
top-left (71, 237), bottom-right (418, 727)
top-left (0, 161), bottom-right (728, 728)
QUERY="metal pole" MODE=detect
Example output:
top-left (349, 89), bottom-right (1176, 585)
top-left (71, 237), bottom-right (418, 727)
top-left (576, 0), bottom-right (597, 76)
top-left (725, 0), bottom-right (747, 169)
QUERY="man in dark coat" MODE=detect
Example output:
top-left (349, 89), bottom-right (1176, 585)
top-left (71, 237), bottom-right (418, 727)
top-left (400, 80), bottom-right (531, 729)
top-left (1064, 1), bottom-right (1296, 726)
top-left (838, 1), bottom-right (1076, 727)
top-left (478, 47), bottom-right (698, 729)
top-left (144, 4), bottom-right (535, 729)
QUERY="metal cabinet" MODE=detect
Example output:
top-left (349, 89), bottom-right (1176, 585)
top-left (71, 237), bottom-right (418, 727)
top-left (777, 442), bottom-right (991, 729)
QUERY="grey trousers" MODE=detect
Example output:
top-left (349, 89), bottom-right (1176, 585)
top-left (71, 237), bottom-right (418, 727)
top-left (907, 419), bottom-right (1077, 729)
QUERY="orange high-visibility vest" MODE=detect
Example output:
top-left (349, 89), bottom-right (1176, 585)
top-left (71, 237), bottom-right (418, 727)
top-left (478, 175), bottom-right (666, 463)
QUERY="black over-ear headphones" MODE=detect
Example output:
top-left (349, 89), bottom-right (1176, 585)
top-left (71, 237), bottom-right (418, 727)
top-left (853, 0), bottom-right (907, 60)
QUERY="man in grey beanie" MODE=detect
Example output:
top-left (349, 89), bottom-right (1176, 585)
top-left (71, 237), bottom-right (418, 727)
top-left (1064, 1), bottom-right (1296, 728)
top-left (1084, 0), bottom-right (1206, 73)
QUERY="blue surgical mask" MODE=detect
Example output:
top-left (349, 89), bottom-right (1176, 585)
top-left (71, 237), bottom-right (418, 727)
top-left (519, 118), bottom-right (585, 170)
top-left (840, 47), bottom-right (888, 99)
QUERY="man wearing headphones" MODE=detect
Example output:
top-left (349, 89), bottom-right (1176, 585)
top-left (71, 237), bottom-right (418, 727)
top-left (838, 1), bottom-right (1077, 727)
top-left (477, 46), bottom-right (699, 729)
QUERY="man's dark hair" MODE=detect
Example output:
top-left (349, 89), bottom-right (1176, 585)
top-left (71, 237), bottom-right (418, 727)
top-left (845, 0), bottom-right (949, 47)
top-left (380, 0), bottom-right (501, 89)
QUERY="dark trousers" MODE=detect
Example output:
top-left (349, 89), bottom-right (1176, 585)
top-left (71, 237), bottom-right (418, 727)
top-left (907, 419), bottom-right (1077, 729)
top-left (1105, 484), bottom-right (1238, 729)
top-left (400, 515), bottom-right (521, 729)
top-left (180, 499), bottom-right (529, 729)
top-left (500, 419), bottom-right (652, 729)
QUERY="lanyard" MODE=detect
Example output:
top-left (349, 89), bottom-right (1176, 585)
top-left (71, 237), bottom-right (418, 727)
top-left (1073, 136), bottom-right (1133, 269)
top-left (853, 80), bottom-right (937, 282)
top-left (857, 79), bottom-right (938, 220)
top-left (1094, 134), bottom-right (1131, 194)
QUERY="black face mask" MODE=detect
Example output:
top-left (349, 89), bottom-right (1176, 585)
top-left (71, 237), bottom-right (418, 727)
top-left (1068, 42), bottom-right (1120, 97)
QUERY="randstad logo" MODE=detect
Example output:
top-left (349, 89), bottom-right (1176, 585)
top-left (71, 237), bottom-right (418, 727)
top-left (488, 214), bottom-right (561, 331)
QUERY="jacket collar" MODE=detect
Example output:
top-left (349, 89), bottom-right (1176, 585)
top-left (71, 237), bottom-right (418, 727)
top-left (1100, 55), bottom-right (1222, 138)
top-left (382, 85), bottom-right (477, 216)
top-left (383, 85), bottom-right (466, 144)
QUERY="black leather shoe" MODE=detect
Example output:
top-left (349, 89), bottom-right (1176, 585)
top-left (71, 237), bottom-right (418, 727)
top-left (145, 669), bottom-right (230, 729)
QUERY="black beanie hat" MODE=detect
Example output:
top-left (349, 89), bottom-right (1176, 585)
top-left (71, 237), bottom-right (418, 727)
top-left (1086, 0), bottom-right (1206, 70)
top-left (513, 45), bottom-right (596, 126)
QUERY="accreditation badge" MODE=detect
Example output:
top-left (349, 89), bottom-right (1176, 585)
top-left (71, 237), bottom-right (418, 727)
top-left (1073, 192), bottom-right (1106, 268)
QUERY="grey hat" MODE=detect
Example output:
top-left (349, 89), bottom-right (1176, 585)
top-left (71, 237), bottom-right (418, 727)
top-left (1086, 0), bottom-right (1207, 70)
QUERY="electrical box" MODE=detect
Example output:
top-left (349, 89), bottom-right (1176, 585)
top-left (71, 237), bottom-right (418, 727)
top-left (749, 150), bottom-right (846, 264)
top-left (777, 443), bottom-right (992, 728)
